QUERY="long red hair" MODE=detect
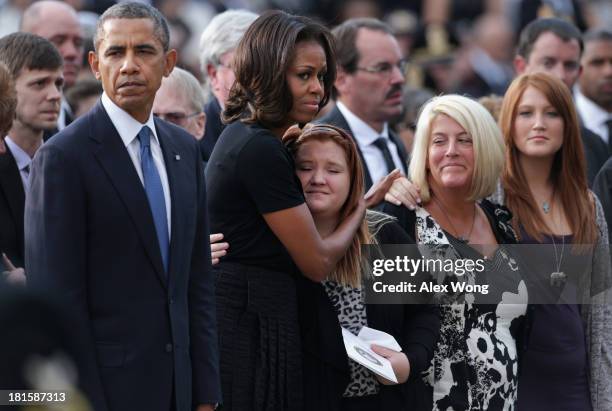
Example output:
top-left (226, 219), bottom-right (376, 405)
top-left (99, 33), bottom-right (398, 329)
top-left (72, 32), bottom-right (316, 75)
top-left (283, 123), bottom-right (370, 286)
top-left (498, 72), bottom-right (597, 244)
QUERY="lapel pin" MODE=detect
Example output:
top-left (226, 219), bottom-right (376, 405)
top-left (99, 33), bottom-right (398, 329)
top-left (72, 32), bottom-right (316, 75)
top-left (175, 154), bottom-right (181, 161)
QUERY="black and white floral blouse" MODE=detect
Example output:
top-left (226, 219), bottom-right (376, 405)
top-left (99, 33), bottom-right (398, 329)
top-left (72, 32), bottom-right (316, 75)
top-left (414, 200), bottom-right (528, 410)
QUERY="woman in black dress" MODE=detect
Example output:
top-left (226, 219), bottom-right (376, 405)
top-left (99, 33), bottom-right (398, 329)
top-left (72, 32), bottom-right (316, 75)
top-left (205, 11), bottom-right (367, 411)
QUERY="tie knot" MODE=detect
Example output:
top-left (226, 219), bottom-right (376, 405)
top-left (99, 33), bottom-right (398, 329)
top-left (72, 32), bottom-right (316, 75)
top-left (372, 137), bottom-right (388, 149)
top-left (138, 126), bottom-right (152, 148)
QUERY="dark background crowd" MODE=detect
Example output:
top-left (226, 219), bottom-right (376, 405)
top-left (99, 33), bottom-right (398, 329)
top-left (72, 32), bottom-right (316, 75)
top-left (0, 0), bottom-right (611, 101)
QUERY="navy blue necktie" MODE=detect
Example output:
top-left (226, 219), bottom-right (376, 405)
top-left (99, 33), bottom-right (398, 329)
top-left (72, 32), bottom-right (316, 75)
top-left (372, 137), bottom-right (396, 174)
top-left (138, 126), bottom-right (169, 272)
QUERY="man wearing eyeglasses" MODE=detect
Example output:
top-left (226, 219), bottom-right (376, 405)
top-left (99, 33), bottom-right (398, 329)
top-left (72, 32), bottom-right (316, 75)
top-left (319, 18), bottom-right (408, 190)
top-left (153, 67), bottom-right (206, 142)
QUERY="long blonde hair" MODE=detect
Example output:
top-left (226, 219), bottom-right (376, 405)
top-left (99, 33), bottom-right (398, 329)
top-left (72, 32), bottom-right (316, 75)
top-left (408, 94), bottom-right (505, 203)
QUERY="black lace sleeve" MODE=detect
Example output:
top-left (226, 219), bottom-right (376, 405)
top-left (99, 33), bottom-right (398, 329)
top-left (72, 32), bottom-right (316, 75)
top-left (480, 199), bottom-right (518, 244)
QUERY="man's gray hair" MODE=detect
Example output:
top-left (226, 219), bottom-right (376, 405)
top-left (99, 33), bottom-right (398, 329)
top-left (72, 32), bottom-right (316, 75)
top-left (94, 2), bottom-right (170, 52)
top-left (199, 9), bottom-right (258, 84)
top-left (165, 67), bottom-right (206, 113)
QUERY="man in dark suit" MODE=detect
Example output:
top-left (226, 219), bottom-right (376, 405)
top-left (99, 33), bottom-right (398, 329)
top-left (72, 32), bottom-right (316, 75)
top-left (198, 9), bottom-right (257, 161)
top-left (319, 18), bottom-right (409, 190)
top-left (575, 29), bottom-right (612, 151)
top-left (514, 18), bottom-right (609, 185)
top-left (0, 33), bottom-right (63, 284)
top-left (25, 3), bottom-right (220, 411)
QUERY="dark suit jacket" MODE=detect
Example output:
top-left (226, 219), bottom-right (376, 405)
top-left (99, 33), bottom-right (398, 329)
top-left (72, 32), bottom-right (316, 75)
top-left (581, 125), bottom-right (609, 187)
top-left (318, 105), bottom-right (409, 189)
top-left (25, 101), bottom-right (221, 411)
top-left (199, 96), bottom-right (225, 162)
top-left (0, 147), bottom-right (25, 270)
top-left (42, 106), bottom-right (73, 143)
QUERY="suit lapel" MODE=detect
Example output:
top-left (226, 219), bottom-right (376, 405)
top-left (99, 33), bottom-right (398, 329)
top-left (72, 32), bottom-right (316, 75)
top-left (89, 102), bottom-right (167, 287)
top-left (389, 130), bottom-right (409, 174)
top-left (0, 149), bottom-right (25, 246)
top-left (324, 106), bottom-right (374, 189)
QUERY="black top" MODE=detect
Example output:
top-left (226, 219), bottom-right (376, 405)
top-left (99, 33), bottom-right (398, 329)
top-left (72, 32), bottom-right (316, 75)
top-left (206, 120), bottom-right (305, 273)
top-left (516, 231), bottom-right (591, 411)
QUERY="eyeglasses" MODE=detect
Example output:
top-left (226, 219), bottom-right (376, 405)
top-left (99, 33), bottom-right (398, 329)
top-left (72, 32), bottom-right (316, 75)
top-left (154, 111), bottom-right (200, 127)
top-left (356, 60), bottom-right (407, 77)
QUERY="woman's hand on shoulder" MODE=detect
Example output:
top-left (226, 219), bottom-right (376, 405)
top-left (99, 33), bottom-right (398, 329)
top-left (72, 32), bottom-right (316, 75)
top-left (383, 176), bottom-right (421, 210)
top-left (370, 344), bottom-right (410, 385)
top-left (364, 169), bottom-right (404, 208)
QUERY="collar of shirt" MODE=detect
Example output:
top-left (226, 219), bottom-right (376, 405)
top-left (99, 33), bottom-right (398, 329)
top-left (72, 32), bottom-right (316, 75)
top-left (101, 92), bottom-right (159, 148)
top-left (4, 136), bottom-right (32, 172)
top-left (57, 98), bottom-right (73, 130)
top-left (575, 88), bottom-right (611, 132)
top-left (336, 101), bottom-right (389, 146)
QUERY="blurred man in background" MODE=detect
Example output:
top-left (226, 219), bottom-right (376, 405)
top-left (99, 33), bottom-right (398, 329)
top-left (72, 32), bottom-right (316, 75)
top-left (21, 0), bottom-right (84, 134)
top-left (320, 18), bottom-right (408, 189)
top-left (153, 67), bottom-right (206, 142)
top-left (198, 9), bottom-right (257, 161)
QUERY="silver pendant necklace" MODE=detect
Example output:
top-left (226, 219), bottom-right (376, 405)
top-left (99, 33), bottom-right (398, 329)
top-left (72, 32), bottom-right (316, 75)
top-left (550, 233), bottom-right (567, 287)
top-left (433, 196), bottom-right (477, 243)
top-left (541, 190), bottom-right (555, 214)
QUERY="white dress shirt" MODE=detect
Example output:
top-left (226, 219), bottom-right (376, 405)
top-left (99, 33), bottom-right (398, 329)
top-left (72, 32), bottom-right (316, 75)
top-left (575, 88), bottom-right (612, 144)
top-left (101, 92), bottom-right (171, 238)
top-left (57, 98), bottom-right (74, 131)
top-left (336, 101), bottom-right (405, 185)
top-left (5, 136), bottom-right (32, 193)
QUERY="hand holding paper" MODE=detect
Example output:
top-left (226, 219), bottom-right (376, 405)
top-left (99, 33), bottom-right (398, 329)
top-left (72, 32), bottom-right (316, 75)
top-left (370, 344), bottom-right (410, 385)
top-left (341, 326), bottom-right (408, 384)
